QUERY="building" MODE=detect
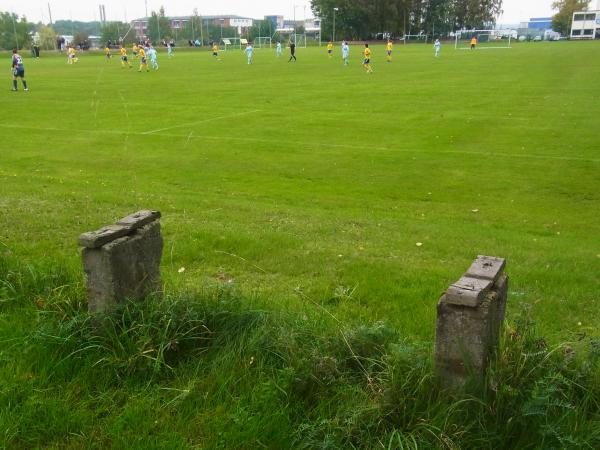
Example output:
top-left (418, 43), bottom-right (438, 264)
top-left (517, 17), bottom-right (557, 40)
top-left (570, 10), bottom-right (600, 39)
top-left (264, 15), bottom-right (284, 30)
top-left (131, 15), bottom-right (254, 39)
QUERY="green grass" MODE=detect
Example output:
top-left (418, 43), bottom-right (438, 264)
top-left (1, 42), bottom-right (599, 448)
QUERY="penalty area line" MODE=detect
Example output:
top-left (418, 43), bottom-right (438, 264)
top-left (141, 110), bottom-right (262, 135)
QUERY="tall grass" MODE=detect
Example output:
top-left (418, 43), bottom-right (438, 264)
top-left (1, 257), bottom-right (599, 448)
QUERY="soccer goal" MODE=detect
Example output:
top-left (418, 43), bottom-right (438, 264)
top-left (454, 30), bottom-right (512, 50)
top-left (222, 37), bottom-right (242, 51)
top-left (291, 33), bottom-right (307, 48)
top-left (255, 36), bottom-right (272, 48)
top-left (403, 34), bottom-right (429, 44)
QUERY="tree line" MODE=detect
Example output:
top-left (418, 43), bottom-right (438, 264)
top-left (310, 0), bottom-right (504, 40)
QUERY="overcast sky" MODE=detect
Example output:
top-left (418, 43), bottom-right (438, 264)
top-left (6, 0), bottom-right (559, 25)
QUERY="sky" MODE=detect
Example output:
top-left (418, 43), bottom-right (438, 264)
top-left (6, 0), bottom-right (559, 25)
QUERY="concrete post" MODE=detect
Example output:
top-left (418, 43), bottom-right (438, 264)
top-left (434, 256), bottom-right (508, 389)
top-left (79, 210), bottom-right (163, 314)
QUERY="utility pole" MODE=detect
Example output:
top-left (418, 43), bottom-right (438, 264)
top-left (333, 7), bottom-right (339, 42)
top-left (48, 2), bottom-right (53, 25)
top-left (145, 0), bottom-right (148, 18)
top-left (11, 12), bottom-right (20, 49)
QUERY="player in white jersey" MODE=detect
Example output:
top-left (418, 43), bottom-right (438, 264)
top-left (276, 42), bottom-right (282, 57)
top-left (245, 42), bottom-right (253, 64)
top-left (147, 46), bottom-right (158, 70)
top-left (434, 39), bottom-right (441, 57)
top-left (341, 41), bottom-right (349, 65)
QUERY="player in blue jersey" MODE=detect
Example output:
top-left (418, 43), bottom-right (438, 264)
top-left (11, 49), bottom-right (28, 91)
top-left (245, 42), bottom-right (253, 64)
top-left (434, 39), bottom-right (441, 57)
top-left (147, 46), bottom-right (158, 70)
top-left (341, 41), bottom-right (349, 65)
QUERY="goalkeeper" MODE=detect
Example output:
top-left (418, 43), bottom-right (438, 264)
top-left (11, 49), bottom-right (28, 91)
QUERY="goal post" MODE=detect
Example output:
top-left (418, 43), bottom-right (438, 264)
top-left (403, 34), bottom-right (429, 44)
top-left (291, 33), bottom-right (307, 48)
top-left (255, 36), bottom-right (272, 48)
top-left (454, 30), bottom-right (512, 50)
top-left (221, 37), bottom-right (241, 51)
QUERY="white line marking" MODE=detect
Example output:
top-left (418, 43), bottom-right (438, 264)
top-left (0, 123), bottom-right (597, 163)
top-left (141, 110), bottom-right (262, 135)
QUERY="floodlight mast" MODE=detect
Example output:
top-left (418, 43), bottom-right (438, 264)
top-left (333, 7), bottom-right (339, 42)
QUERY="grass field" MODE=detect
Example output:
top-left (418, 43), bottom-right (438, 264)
top-left (1, 42), bottom-right (599, 448)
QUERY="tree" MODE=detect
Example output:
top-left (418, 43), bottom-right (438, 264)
top-left (73, 31), bottom-right (89, 48)
top-left (310, 0), bottom-right (504, 40)
top-left (148, 6), bottom-right (172, 42)
top-left (552, 0), bottom-right (589, 35)
top-left (37, 24), bottom-right (57, 50)
top-left (0, 12), bottom-right (32, 50)
top-left (101, 22), bottom-right (129, 45)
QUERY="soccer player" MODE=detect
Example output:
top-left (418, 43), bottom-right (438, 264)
top-left (104, 45), bottom-right (112, 62)
top-left (363, 43), bottom-right (373, 73)
top-left (245, 42), bottom-right (253, 65)
top-left (470, 35), bottom-right (478, 50)
top-left (342, 41), bottom-right (349, 65)
top-left (148, 46), bottom-right (158, 70)
top-left (288, 41), bottom-right (296, 62)
top-left (276, 41), bottom-right (282, 57)
top-left (212, 42), bottom-right (220, 59)
top-left (119, 46), bottom-right (131, 68)
top-left (327, 41), bottom-right (333, 58)
top-left (11, 49), bottom-right (28, 91)
top-left (386, 39), bottom-right (393, 62)
top-left (67, 46), bottom-right (78, 64)
top-left (167, 42), bottom-right (174, 58)
top-left (132, 44), bottom-right (139, 59)
top-left (138, 46), bottom-right (149, 72)
top-left (434, 39), bottom-right (441, 57)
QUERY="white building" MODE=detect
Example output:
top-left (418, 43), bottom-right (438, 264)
top-left (571, 3), bottom-right (600, 39)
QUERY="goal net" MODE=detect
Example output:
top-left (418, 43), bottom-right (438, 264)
top-left (291, 33), bottom-right (307, 48)
top-left (403, 34), bottom-right (429, 44)
top-left (221, 37), bottom-right (241, 51)
top-left (454, 30), bottom-right (512, 49)
top-left (255, 37), bottom-right (272, 48)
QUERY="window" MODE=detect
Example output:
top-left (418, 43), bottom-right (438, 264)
top-left (585, 14), bottom-right (596, 21)
top-left (572, 29), bottom-right (582, 35)
top-left (583, 29), bottom-right (594, 35)
top-left (574, 14), bottom-right (585, 21)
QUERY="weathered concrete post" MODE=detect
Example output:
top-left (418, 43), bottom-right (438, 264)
top-left (79, 210), bottom-right (163, 314)
top-left (434, 256), bottom-right (508, 389)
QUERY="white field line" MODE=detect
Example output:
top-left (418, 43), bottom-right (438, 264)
top-left (0, 123), bottom-right (598, 163)
top-left (141, 110), bottom-right (262, 135)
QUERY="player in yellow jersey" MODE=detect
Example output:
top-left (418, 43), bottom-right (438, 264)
top-left (138, 47), bottom-right (149, 72)
top-left (67, 46), bottom-right (78, 64)
top-left (119, 46), bottom-right (132, 68)
top-left (470, 36), bottom-right (478, 50)
top-left (386, 39), bottom-right (393, 62)
top-left (132, 44), bottom-right (139, 59)
top-left (212, 42), bottom-right (220, 59)
top-left (363, 43), bottom-right (373, 73)
top-left (104, 46), bottom-right (111, 62)
top-left (327, 41), bottom-right (333, 58)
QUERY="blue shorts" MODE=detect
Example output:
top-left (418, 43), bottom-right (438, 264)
top-left (363, 58), bottom-right (370, 64)
top-left (14, 68), bottom-right (25, 77)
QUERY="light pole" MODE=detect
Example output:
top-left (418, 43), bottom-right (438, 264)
top-left (220, 18), bottom-right (224, 40)
top-left (333, 7), bottom-right (339, 43)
